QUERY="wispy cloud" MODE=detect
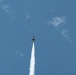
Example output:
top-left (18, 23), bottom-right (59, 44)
top-left (1, 5), bottom-right (10, 13)
top-left (48, 16), bottom-right (66, 27)
top-left (16, 50), bottom-right (24, 58)
top-left (0, 3), bottom-right (14, 15)
top-left (25, 15), bottom-right (32, 20)
top-left (48, 16), bottom-right (73, 43)
top-left (61, 29), bottom-right (73, 43)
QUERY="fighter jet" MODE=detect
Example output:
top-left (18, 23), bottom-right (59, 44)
top-left (32, 36), bottom-right (35, 42)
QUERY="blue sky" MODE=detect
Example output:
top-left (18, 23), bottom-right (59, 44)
top-left (0, 0), bottom-right (76, 75)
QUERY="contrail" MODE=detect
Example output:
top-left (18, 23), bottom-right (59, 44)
top-left (29, 42), bottom-right (35, 75)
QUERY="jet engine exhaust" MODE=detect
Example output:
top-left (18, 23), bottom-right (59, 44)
top-left (29, 42), bottom-right (35, 75)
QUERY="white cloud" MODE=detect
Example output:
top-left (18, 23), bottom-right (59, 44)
top-left (1, 5), bottom-right (10, 13)
top-left (48, 16), bottom-right (66, 27)
top-left (61, 29), bottom-right (73, 43)
top-left (0, 4), bottom-right (14, 17)
top-left (25, 15), bottom-right (32, 20)
top-left (62, 29), bottom-right (68, 38)
top-left (48, 16), bottom-right (73, 43)
top-left (16, 50), bottom-right (24, 58)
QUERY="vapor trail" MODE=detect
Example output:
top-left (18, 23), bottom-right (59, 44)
top-left (29, 42), bottom-right (35, 75)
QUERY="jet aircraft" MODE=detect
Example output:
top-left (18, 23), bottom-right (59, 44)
top-left (32, 36), bottom-right (35, 42)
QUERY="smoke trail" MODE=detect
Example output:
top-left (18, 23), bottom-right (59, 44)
top-left (29, 42), bottom-right (35, 75)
